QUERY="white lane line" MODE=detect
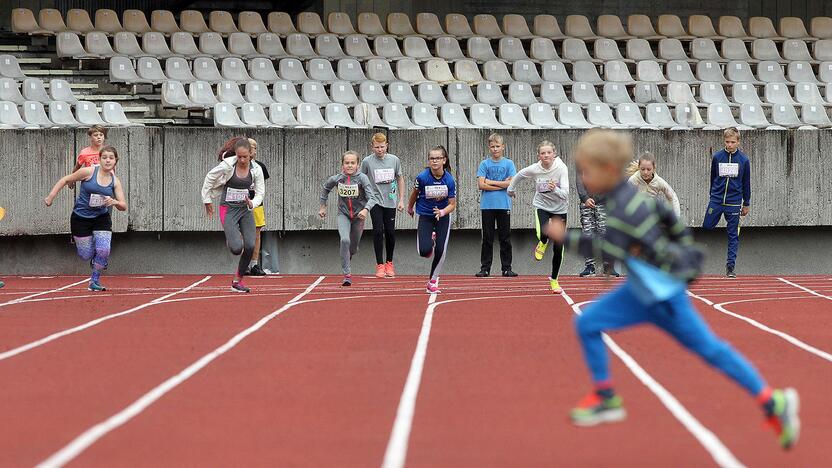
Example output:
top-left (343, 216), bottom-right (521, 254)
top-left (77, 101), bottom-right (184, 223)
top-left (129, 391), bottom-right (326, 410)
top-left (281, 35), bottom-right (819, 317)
top-left (36, 276), bottom-right (325, 468)
top-left (0, 279), bottom-right (88, 309)
top-left (688, 292), bottom-right (832, 364)
top-left (561, 291), bottom-right (745, 468)
top-left (777, 277), bottom-right (832, 300)
top-left (0, 276), bottom-right (212, 362)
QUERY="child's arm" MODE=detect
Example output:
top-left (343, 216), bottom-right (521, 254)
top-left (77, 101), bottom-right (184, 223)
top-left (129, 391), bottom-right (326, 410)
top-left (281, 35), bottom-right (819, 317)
top-left (664, 181), bottom-right (682, 218)
top-left (396, 174), bottom-right (406, 211)
top-left (250, 167), bottom-right (266, 209)
top-left (107, 177), bottom-right (128, 211)
top-left (709, 155), bottom-right (718, 190)
top-left (552, 165), bottom-right (569, 200)
top-left (434, 197), bottom-right (457, 219)
top-left (44, 167), bottom-right (94, 206)
top-left (506, 166), bottom-right (531, 196)
top-left (362, 174), bottom-right (379, 213)
top-left (407, 187), bottom-right (419, 216)
top-left (741, 158), bottom-right (751, 216)
top-left (318, 175), bottom-right (338, 218)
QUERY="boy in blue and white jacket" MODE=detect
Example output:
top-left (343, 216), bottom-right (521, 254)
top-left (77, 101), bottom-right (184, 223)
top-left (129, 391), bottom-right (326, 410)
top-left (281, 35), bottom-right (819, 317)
top-left (702, 127), bottom-right (751, 278)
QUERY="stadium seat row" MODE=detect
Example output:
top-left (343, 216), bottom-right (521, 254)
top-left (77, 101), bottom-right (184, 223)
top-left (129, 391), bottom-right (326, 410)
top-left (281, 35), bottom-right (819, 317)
top-left (0, 100), bottom-right (137, 128)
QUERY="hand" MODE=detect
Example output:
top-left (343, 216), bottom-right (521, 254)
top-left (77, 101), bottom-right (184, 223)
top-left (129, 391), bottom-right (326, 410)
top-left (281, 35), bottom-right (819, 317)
top-left (741, 206), bottom-right (749, 217)
top-left (67, 182), bottom-right (76, 190)
top-left (204, 203), bottom-right (214, 218)
top-left (407, 206), bottom-right (415, 217)
top-left (318, 206), bottom-right (327, 219)
top-left (246, 198), bottom-right (253, 209)
top-left (44, 195), bottom-right (53, 207)
top-left (507, 190), bottom-right (515, 198)
top-left (433, 207), bottom-right (446, 220)
top-left (357, 208), bottom-right (368, 220)
top-left (103, 196), bottom-right (117, 207)
top-left (397, 201), bottom-right (405, 212)
top-left (544, 217), bottom-right (567, 243)
top-left (548, 181), bottom-right (557, 191)
top-left (585, 198), bottom-right (596, 209)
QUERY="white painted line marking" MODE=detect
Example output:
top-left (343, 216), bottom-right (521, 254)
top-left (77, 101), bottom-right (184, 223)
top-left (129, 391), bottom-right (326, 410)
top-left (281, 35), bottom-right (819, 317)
top-left (777, 277), bottom-right (832, 300)
top-left (36, 276), bottom-right (325, 468)
top-left (0, 279), bottom-right (88, 309)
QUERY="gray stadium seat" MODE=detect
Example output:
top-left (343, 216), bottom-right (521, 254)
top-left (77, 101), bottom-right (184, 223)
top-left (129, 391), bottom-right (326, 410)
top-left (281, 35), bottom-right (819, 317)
top-left (507, 81), bottom-right (537, 106)
top-left (189, 80), bottom-right (219, 107)
top-left (571, 81), bottom-right (601, 105)
top-left (301, 81), bottom-right (331, 105)
top-left (696, 60), bottom-right (729, 83)
top-left (473, 14), bottom-right (503, 38)
top-left (588, 103), bottom-right (626, 128)
top-left (666, 82), bottom-right (698, 105)
top-left (258, 33), bottom-right (287, 57)
top-left (22, 101), bottom-right (55, 127)
top-left (446, 14), bottom-right (475, 38)
top-left (359, 81), bottom-right (390, 105)
top-left (689, 15), bottom-right (721, 38)
top-left (325, 103), bottom-right (362, 128)
top-left (387, 81), bottom-right (417, 106)
top-left (0, 101), bottom-right (30, 128)
top-left (171, 32), bottom-right (203, 58)
top-left (634, 82), bottom-right (664, 104)
top-left (540, 82), bottom-right (568, 105)
top-left (484, 60), bottom-right (513, 84)
top-left (739, 103), bottom-right (777, 129)
top-left (417, 81), bottom-right (447, 105)
top-left (315, 34), bottom-right (345, 58)
top-left (229, 33), bottom-right (262, 58)
top-left (598, 15), bottom-right (633, 39)
top-left (345, 34), bottom-right (376, 59)
top-left (272, 80), bottom-right (301, 106)
top-left (826, 83), bottom-right (832, 103)
top-left (468, 36), bottom-right (499, 61)
top-left (595, 39), bottom-right (627, 62)
top-left (75, 101), bottom-right (106, 125)
top-left (658, 15), bottom-right (693, 40)
top-left (245, 81), bottom-right (275, 105)
top-left (771, 103), bottom-right (806, 128)
top-left (469, 103), bottom-right (510, 128)
top-left (358, 13), bottom-right (387, 36)
top-left (499, 37), bottom-right (528, 61)
top-left (375, 35), bottom-right (404, 59)
top-left (503, 14), bottom-right (534, 39)
top-left (404, 37), bottom-right (433, 60)
top-left (658, 39), bottom-right (689, 61)
top-left (476, 81), bottom-right (507, 106)
top-left (436, 37), bottom-right (465, 61)
top-left (646, 103), bottom-right (680, 129)
top-left (603, 82), bottom-right (634, 105)
top-left (719, 16), bottom-right (752, 39)
top-left (297, 103), bottom-right (329, 128)
top-left (732, 82), bottom-right (764, 106)
top-left (562, 38), bottom-right (594, 62)
top-left (783, 40), bottom-right (814, 62)
top-left (278, 58), bottom-right (308, 82)
top-left (757, 61), bottom-right (788, 84)
top-left (285, 33), bottom-right (316, 58)
top-left (297, 12), bottom-right (326, 36)
top-left (801, 104), bottom-right (832, 126)
top-left (382, 103), bottom-right (421, 129)
top-left (455, 59), bottom-right (485, 84)
top-left (528, 103), bottom-right (568, 128)
top-left (115, 31), bottom-right (148, 57)
top-left (57, 32), bottom-right (96, 59)
top-left (604, 60), bottom-right (636, 84)
top-left (721, 39), bottom-right (752, 61)
top-left (558, 102), bottom-right (592, 128)
top-left (268, 12), bottom-right (297, 36)
top-left (666, 60), bottom-right (697, 83)
top-left (249, 58), bottom-right (279, 83)
top-left (411, 103), bottom-right (442, 128)
top-left (531, 38), bottom-right (560, 61)
top-left (102, 102), bottom-right (137, 126)
top-left (166, 57), bottom-right (197, 83)
top-left (795, 82), bottom-right (826, 105)
top-left (814, 40), bottom-right (832, 61)
top-left (367, 59), bottom-right (397, 82)
top-left (161, 80), bottom-right (195, 108)
top-left (48, 101), bottom-right (80, 126)
top-left (354, 103), bottom-right (386, 127)
top-left (447, 82), bottom-right (477, 106)
top-left (213, 11), bottom-right (244, 34)
top-left (66, 9), bottom-right (95, 34)
top-left (749, 17), bottom-right (783, 40)
top-left (565, 15), bottom-right (598, 39)
top-left (85, 32), bottom-right (115, 57)
top-left (752, 39), bottom-right (783, 61)
top-left (780, 17), bottom-right (811, 39)
top-left (819, 62), bottom-right (832, 83)
top-left (12, 8), bottom-right (49, 35)
top-left (269, 102), bottom-right (300, 127)
top-left (811, 17), bottom-right (832, 39)
top-left (513, 60), bottom-right (542, 85)
top-left (38, 9), bottom-right (68, 34)
top-left (674, 103), bottom-right (705, 128)
top-left (331, 81), bottom-right (360, 106)
top-left (213, 103), bottom-right (248, 127)
top-left (109, 56), bottom-right (141, 84)
top-left (616, 103), bottom-right (654, 129)
top-left (627, 15), bottom-right (663, 40)
top-left (194, 57), bottom-right (224, 82)
top-left (416, 13), bottom-right (446, 38)
top-left (691, 38), bottom-right (722, 61)
top-left (0, 78), bottom-right (24, 104)
top-left (388, 13), bottom-right (418, 38)
top-left (150, 10), bottom-right (180, 34)
top-left (137, 57), bottom-right (168, 84)
top-left (95, 9), bottom-right (123, 34)
top-left (788, 61), bottom-right (818, 83)
top-left (572, 61), bottom-right (603, 84)
top-left (181, 10), bottom-right (209, 34)
top-left (218, 81), bottom-right (246, 105)
top-left (499, 103), bottom-right (538, 128)
top-left (626, 39), bottom-right (658, 61)
top-left (706, 103), bottom-right (743, 128)
top-left (763, 83), bottom-right (795, 104)
top-left (534, 15), bottom-right (566, 39)
top-left (239, 11), bottom-right (268, 35)
top-left (700, 82), bottom-right (732, 106)
top-left (327, 12), bottom-right (356, 36)
top-left (337, 58), bottom-right (367, 82)
top-left (726, 61), bottom-right (762, 84)
top-left (542, 61), bottom-right (572, 83)
top-left (397, 58), bottom-right (427, 83)
top-left (307, 58), bottom-right (338, 82)
top-left (440, 103), bottom-right (474, 127)
top-left (143, 32), bottom-right (174, 58)
top-left (0, 55), bottom-right (26, 80)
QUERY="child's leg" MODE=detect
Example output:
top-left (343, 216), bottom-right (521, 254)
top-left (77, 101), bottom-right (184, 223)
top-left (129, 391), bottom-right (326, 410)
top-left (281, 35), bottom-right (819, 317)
top-left (369, 205), bottom-right (386, 265)
top-left (336, 214), bottom-right (352, 275)
top-left (252, 226), bottom-right (262, 265)
top-left (535, 208), bottom-right (551, 245)
top-left (550, 214), bottom-right (567, 279)
top-left (236, 210), bottom-right (257, 279)
top-left (480, 210), bottom-right (496, 272)
top-left (349, 217), bottom-right (364, 259)
top-left (429, 215), bottom-right (451, 281)
top-left (702, 203), bottom-right (723, 230)
top-left (90, 231), bottom-right (112, 283)
top-left (382, 207), bottom-right (396, 262)
top-left (416, 215), bottom-right (434, 258)
top-left (222, 207), bottom-right (244, 256)
top-left (74, 236), bottom-right (95, 262)
top-left (578, 204), bottom-right (596, 268)
top-left (724, 207), bottom-right (742, 269)
top-left (650, 291), bottom-right (767, 397)
top-left (496, 209), bottom-right (512, 271)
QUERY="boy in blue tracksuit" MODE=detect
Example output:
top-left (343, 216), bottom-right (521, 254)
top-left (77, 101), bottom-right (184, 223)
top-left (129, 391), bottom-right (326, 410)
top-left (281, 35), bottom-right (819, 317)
top-left (702, 127), bottom-right (751, 278)
top-left (545, 129), bottom-right (798, 449)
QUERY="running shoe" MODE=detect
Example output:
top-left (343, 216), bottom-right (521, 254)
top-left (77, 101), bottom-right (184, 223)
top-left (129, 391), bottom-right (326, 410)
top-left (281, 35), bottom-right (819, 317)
top-left (250, 264), bottom-right (267, 276)
top-left (231, 281), bottom-right (251, 293)
top-left (726, 265), bottom-right (737, 278)
top-left (385, 261), bottom-right (396, 278)
top-left (604, 265), bottom-right (621, 277)
top-left (88, 281), bottom-right (106, 292)
top-left (475, 270), bottom-right (490, 277)
top-left (534, 241), bottom-right (548, 261)
top-left (570, 391), bottom-right (626, 427)
top-left (765, 388), bottom-right (800, 450)
top-left (0, 281), bottom-right (4, 289)
top-left (579, 264), bottom-right (596, 277)
top-left (549, 278), bottom-right (562, 294)
top-left (342, 274), bottom-right (352, 287)
top-left (426, 279), bottom-right (441, 294)
top-left (502, 270), bottom-right (518, 277)
top-left (375, 264), bottom-right (386, 278)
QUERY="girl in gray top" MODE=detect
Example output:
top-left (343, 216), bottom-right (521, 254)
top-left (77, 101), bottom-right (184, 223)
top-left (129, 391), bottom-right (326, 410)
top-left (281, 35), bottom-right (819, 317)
top-left (320, 151), bottom-right (379, 286)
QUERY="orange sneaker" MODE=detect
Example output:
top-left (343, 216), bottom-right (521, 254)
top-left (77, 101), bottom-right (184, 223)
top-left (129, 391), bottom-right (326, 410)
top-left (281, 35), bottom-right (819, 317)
top-left (385, 261), bottom-right (396, 278)
top-left (375, 264), bottom-right (386, 278)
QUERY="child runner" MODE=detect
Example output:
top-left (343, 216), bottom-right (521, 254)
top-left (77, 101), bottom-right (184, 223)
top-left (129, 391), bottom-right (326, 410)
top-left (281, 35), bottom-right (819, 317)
top-left (360, 133), bottom-right (405, 278)
top-left (627, 152), bottom-right (681, 217)
top-left (507, 140), bottom-right (569, 293)
top-left (319, 151), bottom-right (378, 286)
top-left (44, 146), bottom-right (127, 291)
top-left (702, 127), bottom-right (751, 278)
top-left (545, 129), bottom-right (799, 449)
top-left (201, 138), bottom-right (265, 293)
top-left (247, 138), bottom-right (270, 276)
top-left (576, 165), bottom-right (619, 277)
top-left (68, 125), bottom-right (107, 189)
top-left (476, 133), bottom-right (517, 278)
top-left (407, 146), bottom-right (457, 294)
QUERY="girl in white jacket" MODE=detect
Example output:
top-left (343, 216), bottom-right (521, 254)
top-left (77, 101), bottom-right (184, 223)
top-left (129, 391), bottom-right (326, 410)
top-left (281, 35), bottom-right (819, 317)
top-left (201, 138), bottom-right (266, 293)
top-left (627, 152), bottom-right (681, 218)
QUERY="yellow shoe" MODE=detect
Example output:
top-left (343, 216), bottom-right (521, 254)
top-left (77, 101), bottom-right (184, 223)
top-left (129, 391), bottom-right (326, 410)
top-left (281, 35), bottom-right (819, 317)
top-left (549, 278), bottom-right (562, 294)
top-left (534, 241), bottom-right (548, 261)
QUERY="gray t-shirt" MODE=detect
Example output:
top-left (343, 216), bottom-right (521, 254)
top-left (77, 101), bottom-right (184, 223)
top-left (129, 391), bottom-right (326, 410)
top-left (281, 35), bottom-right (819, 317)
top-left (360, 153), bottom-right (402, 209)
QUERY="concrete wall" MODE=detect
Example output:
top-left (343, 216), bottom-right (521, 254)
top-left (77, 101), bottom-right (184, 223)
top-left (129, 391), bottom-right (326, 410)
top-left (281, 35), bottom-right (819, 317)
top-left (1, 128), bottom-right (829, 237)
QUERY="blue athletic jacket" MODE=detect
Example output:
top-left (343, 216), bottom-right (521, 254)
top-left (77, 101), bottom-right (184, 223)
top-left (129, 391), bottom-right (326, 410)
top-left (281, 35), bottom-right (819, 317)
top-left (709, 149), bottom-right (751, 207)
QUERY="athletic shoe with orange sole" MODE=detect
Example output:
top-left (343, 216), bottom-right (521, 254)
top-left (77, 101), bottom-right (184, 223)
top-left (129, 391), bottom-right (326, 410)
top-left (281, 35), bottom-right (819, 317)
top-left (375, 264), bottom-right (386, 278)
top-left (570, 391), bottom-right (626, 427)
top-left (385, 261), bottom-right (396, 278)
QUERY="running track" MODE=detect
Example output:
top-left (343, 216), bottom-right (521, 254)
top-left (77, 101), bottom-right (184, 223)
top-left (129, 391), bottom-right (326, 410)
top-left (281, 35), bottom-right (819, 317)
top-left (0, 274), bottom-right (829, 467)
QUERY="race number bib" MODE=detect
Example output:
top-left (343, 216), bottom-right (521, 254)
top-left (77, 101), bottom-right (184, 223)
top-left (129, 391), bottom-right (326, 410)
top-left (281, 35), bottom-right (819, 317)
top-left (373, 168), bottom-right (395, 184)
top-left (425, 184), bottom-right (448, 200)
top-left (338, 183), bottom-right (359, 198)
top-left (88, 193), bottom-right (106, 207)
top-left (536, 178), bottom-right (553, 193)
top-left (718, 163), bottom-right (739, 177)
top-left (225, 187), bottom-right (248, 203)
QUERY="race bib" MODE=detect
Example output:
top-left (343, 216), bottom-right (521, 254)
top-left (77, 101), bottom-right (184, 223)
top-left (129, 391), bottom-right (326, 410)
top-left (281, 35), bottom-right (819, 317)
top-left (88, 193), bottom-right (106, 207)
top-left (338, 183), bottom-right (359, 198)
top-left (718, 163), bottom-right (739, 178)
top-left (225, 187), bottom-right (248, 203)
top-left (425, 184), bottom-right (448, 200)
top-left (373, 168), bottom-right (395, 184)
top-left (536, 178), bottom-right (553, 193)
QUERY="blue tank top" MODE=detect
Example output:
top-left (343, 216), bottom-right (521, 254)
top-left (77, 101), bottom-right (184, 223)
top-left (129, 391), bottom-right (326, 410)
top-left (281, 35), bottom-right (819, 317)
top-left (74, 166), bottom-right (115, 218)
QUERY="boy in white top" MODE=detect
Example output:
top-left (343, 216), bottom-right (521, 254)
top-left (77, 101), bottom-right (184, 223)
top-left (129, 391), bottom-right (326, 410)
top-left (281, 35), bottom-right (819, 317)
top-left (627, 152), bottom-right (681, 217)
top-left (507, 140), bottom-right (570, 293)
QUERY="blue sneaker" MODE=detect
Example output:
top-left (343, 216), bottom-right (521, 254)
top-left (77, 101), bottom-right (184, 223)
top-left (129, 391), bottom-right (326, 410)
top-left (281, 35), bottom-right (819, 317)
top-left (231, 281), bottom-right (250, 293)
top-left (88, 281), bottom-right (106, 292)
top-left (0, 280), bottom-right (5, 289)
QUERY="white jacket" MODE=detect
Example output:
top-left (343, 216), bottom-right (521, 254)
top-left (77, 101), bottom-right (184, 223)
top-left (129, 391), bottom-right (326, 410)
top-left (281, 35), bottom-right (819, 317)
top-left (628, 172), bottom-right (681, 217)
top-left (507, 158), bottom-right (570, 214)
top-left (201, 156), bottom-right (265, 208)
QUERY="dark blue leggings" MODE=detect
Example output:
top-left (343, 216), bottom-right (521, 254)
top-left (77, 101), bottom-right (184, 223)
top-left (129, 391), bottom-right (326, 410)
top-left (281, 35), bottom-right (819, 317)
top-left (416, 214), bottom-right (451, 281)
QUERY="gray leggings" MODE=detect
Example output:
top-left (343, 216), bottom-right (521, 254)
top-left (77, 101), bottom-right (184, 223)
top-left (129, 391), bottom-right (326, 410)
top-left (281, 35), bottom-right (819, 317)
top-left (338, 214), bottom-right (365, 275)
top-left (221, 204), bottom-right (256, 277)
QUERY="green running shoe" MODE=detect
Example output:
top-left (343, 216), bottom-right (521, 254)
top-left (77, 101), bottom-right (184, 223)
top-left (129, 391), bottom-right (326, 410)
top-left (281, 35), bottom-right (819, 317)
top-left (570, 391), bottom-right (626, 427)
top-left (767, 388), bottom-right (800, 450)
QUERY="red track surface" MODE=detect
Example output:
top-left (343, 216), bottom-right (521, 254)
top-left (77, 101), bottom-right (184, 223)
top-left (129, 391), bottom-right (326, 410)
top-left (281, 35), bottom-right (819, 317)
top-left (0, 274), bottom-right (830, 467)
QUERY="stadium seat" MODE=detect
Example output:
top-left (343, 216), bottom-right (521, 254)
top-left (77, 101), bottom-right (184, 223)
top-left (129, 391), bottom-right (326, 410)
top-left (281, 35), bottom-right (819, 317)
top-left (666, 82), bottom-right (698, 105)
top-left (674, 103), bottom-right (706, 128)
top-left (573, 61), bottom-right (604, 84)
top-left (627, 15), bottom-right (663, 40)
top-left (752, 39), bottom-right (783, 61)
top-left (446, 14), bottom-right (475, 38)
top-left (137, 57), bottom-right (168, 84)
top-left (417, 81), bottom-right (447, 105)
top-left (634, 82), bottom-right (664, 104)
top-left (278, 58), bottom-right (308, 82)
top-left (22, 101), bottom-right (55, 127)
top-left (588, 103), bottom-right (626, 128)
top-left (375, 35), bottom-right (405, 59)
top-left (337, 58), bottom-right (367, 81)
top-left (454, 59), bottom-right (485, 84)
top-left (819, 62), bottom-right (832, 83)
top-left (626, 39), bottom-right (659, 61)
top-left (700, 82), bottom-right (732, 106)
top-left (416, 13), bottom-right (446, 37)
top-left (732, 82), bottom-right (764, 106)
top-left (757, 61), bottom-right (788, 83)
top-left (161, 80), bottom-right (195, 107)
top-left (540, 82), bottom-right (569, 105)
top-left (440, 103), bottom-right (474, 127)
top-left (285, 33), bottom-right (316, 58)
top-left (666, 60), bottom-right (698, 83)
top-left (269, 102), bottom-right (301, 126)
top-left (604, 60), bottom-right (636, 84)
top-left (412, 103), bottom-right (442, 128)
top-left (213, 103), bottom-right (247, 127)
top-left (297, 12), bottom-right (326, 35)
top-left (0, 101), bottom-right (30, 128)
top-left (689, 15), bottom-right (721, 38)
top-left (241, 102), bottom-right (276, 127)
top-left (296, 102), bottom-right (329, 127)
top-left (814, 40), bottom-right (832, 61)
top-left (531, 38), bottom-right (560, 61)
top-left (171, 32), bottom-right (203, 58)
top-left (534, 15), bottom-right (566, 39)
top-left (388, 13), bottom-right (418, 37)
top-left (404, 37), bottom-right (433, 60)
top-left (470, 103), bottom-right (510, 128)
top-left (345, 34), bottom-right (375, 59)
top-left (598, 15), bottom-right (633, 40)
top-left (811, 17), bottom-right (832, 39)
top-left (635, 60), bottom-right (666, 82)
top-left (563, 38), bottom-right (595, 62)
top-left (795, 82), bottom-right (826, 105)
top-left (39, 9), bottom-right (69, 34)
top-left (707, 103), bottom-right (744, 128)
top-left (166, 57), bottom-right (197, 83)
top-left (424, 59), bottom-right (455, 83)
top-left (528, 103), bottom-right (568, 128)
top-left (354, 103), bottom-right (386, 127)
top-left (48, 101), bottom-right (80, 126)
top-left (436, 37), bottom-right (465, 61)
top-left (75, 101), bottom-right (106, 125)
top-left (721, 39), bottom-right (752, 61)
top-left (604, 82), bottom-right (634, 105)
top-left (268, 12), bottom-right (297, 36)
top-left (95, 9), bottom-right (123, 34)
top-left (57, 32), bottom-right (96, 59)
top-left (239, 12), bottom-right (268, 35)
top-left (691, 38), bottom-right (722, 61)
top-left (143, 32), bottom-right (174, 58)
top-left (657, 15), bottom-right (693, 40)
top-left (507, 81), bottom-right (537, 106)
top-left (749, 17), bottom-right (783, 40)
top-left (0, 78), bottom-right (23, 104)
top-left (771, 103), bottom-right (806, 128)
top-left (571, 81), bottom-right (601, 105)
top-left (595, 39), bottom-right (627, 62)
top-left (503, 14), bottom-right (534, 39)
top-left (739, 103), bottom-right (778, 129)
top-left (102, 101), bottom-right (137, 126)
top-left (473, 14), bottom-right (503, 38)
top-left (387, 81), bottom-right (417, 105)
top-left (325, 102), bottom-right (362, 128)
top-left (66, 9), bottom-right (95, 34)
top-left (327, 12), bottom-right (356, 36)
top-left (12, 8), bottom-right (49, 35)
top-left (565, 15), bottom-right (598, 39)
top-left (477, 81), bottom-right (507, 106)
top-left (358, 13), bottom-right (387, 36)
top-left (558, 102), bottom-right (592, 128)
top-left (801, 103), bottom-right (832, 126)
top-left (499, 103), bottom-right (538, 128)
top-left (115, 31), bottom-right (148, 57)
top-left (330, 81), bottom-right (360, 106)
top-left (181, 10), bottom-right (210, 34)
top-left (779, 17), bottom-right (811, 40)
top-left (218, 81), bottom-right (246, 105)
top-left (245, 81), bottom-right (275, 105)
top-left (696, 60), bottom-right (728, 83)
top-left (484, 60), bottom-right (513, 84)
top-left (367, 59), bottom-right (397, 82)
top-left (150, 10), bottom-right (180, 34)
top-left (788, 62), bottom-right (818, 83)
top-left (513, 60), bottom-right (542, 85)
top-left (783, 40), bottom-right (814, 62)
top-left (109, 56), bottom-right (142, 83)
top-left (194, 57), bottom-right (224, 82)
top-left (542, 61), bottom-right (572, 83)
top-left (499, 37), bottom-right (529, 61)
top-left (468, 36), bottom-right (499, 61)
top-left (617, 103), bottom-right (655, 129)
top-left (229, 33), bottom-right (262, 58)
top-left (301, 81), bottom-right (331, 105)
top-left (658, 39), bottom-right (690, 61)
top-left (727, 61), bottom-right (762, 84)
top-left (764, 82), bottom-right (795, 104)
top-left (189, 81), bottom-right (219, 107)
top-left (308, 58), bottom-right (338, 82)
top-left (382, 103), bottom-right (421, 129)
top-left (645, 103), bottom-right (680, 129)
top-left (258, 33), bottom-right (287, 57)
top-left (273, 81), bottom-right (302, 106)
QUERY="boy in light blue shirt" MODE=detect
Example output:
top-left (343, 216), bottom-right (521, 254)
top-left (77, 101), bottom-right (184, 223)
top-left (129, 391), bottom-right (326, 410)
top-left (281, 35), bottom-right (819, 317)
top-left (476, 133), bottom-right (517, 277)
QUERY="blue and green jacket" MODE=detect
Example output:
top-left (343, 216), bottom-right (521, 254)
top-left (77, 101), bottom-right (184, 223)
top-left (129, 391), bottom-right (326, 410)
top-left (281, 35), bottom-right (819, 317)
top-left (709, 149), bottom-right (751, 207)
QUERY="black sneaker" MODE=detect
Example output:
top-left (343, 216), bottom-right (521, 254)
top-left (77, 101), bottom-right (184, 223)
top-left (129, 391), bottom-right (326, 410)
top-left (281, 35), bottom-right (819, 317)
top-left (726, 266), bottom-right (737, 278)
top-left (475, 270), bottom-right (490, 277)
top-left (342, 274), bottom-right (352, 287)
top-left (250, 264), bottom-right (267, 276)
top-left (579, 265), bottom-right (596, 277)
top-left (231, 281), bottom-right (251, 293)
top-left (502, 270), bottom-right (518, 277)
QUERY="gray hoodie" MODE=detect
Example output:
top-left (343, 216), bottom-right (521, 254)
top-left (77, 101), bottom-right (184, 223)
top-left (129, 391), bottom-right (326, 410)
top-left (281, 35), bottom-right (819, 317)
top-left (321, 172), bottom-right (378, 218)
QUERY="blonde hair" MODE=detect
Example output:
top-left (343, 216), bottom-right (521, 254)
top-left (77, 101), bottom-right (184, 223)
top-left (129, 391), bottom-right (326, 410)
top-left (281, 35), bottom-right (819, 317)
top-left (247, 137), bottom-right (257, 147)
top-left (537, 140), bottom-right (556, 155)
top-left (626, 151), bottom-right (657, 176)
top-left (723, 127), bottom-right (740, 139)
top-left (487, 133), bottom-right (504, 145)
top-left (371, 132), bottom-right (387, 144)
top-left (575, 129), bottom-right (633, 170)
top-left (342, 150), bottom-right (360, 163)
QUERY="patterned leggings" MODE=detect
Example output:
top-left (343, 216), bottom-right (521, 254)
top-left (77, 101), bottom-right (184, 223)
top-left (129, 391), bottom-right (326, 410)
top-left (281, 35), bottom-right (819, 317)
top-left (74, 231), bottom-right (112, 283)
top-left (579, 203), bottom-right (607, 267)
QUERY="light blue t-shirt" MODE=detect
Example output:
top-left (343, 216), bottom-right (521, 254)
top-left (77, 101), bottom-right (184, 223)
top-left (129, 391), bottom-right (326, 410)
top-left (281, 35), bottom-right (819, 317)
top-left (477, 157), bottom-right (516, 210)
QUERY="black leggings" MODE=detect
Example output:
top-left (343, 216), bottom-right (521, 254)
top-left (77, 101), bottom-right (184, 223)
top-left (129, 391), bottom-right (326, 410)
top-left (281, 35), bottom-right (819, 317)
top-left (417, 214), bottom-right (451, 281)
top-left (535, 209), bottom-right (567, 280)
top-left (370, 205), bottom-right (397, 263)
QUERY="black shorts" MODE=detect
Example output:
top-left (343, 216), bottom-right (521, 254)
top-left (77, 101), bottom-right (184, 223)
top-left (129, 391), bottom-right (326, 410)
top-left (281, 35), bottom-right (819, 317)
top-left (70, 212), bottom-right (112, 237)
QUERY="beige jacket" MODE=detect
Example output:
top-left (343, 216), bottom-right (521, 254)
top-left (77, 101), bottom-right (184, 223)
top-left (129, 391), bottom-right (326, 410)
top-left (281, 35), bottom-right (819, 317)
top-left (628, 173), bottom-right (681, 217)
top-left (201, 156), bottom-right (265, 208)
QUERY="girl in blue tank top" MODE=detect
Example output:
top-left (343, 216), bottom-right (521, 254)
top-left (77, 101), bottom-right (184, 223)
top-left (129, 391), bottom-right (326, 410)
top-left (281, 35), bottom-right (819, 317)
top-left (45, 146), bottom-right (127, 291)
